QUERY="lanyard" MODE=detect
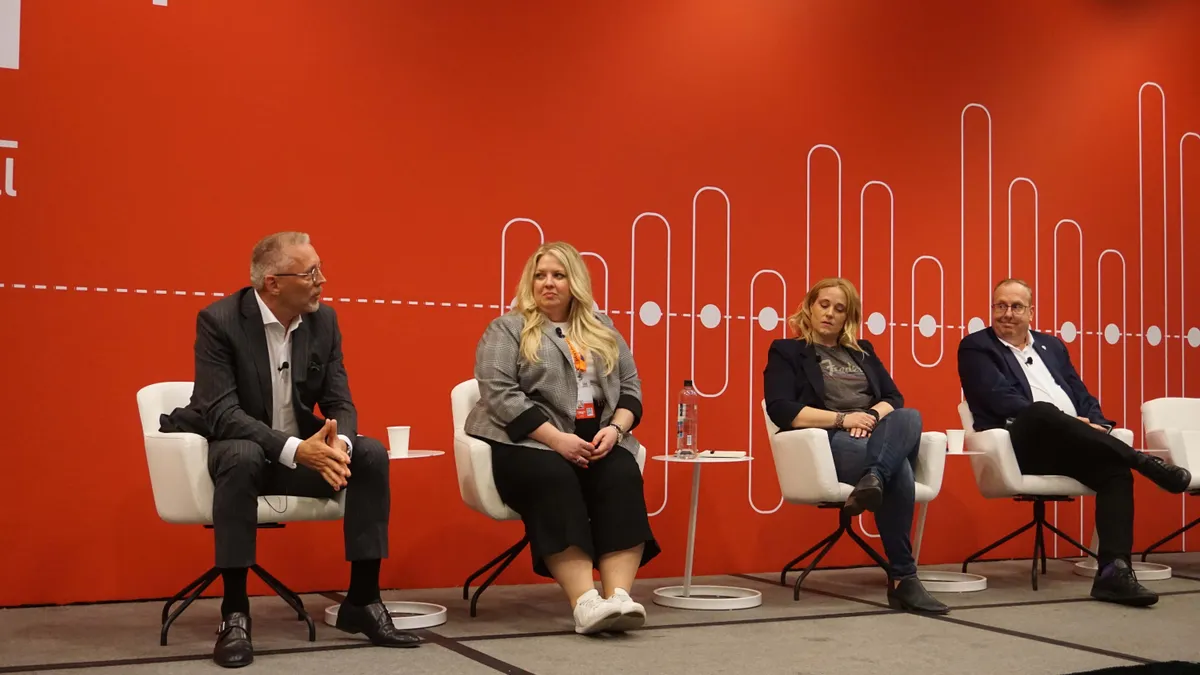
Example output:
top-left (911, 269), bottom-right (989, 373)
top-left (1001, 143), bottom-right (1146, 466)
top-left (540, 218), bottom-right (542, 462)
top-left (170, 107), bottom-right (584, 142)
top-left (564, 336), bottom-right (587, 375)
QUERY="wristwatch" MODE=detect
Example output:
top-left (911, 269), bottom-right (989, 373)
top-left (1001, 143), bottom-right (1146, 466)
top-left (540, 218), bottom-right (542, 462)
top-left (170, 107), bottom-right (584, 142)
top-left (608, 423), bottom-right (625, 442)
top-left (864, 409), bottom-right (880, 421)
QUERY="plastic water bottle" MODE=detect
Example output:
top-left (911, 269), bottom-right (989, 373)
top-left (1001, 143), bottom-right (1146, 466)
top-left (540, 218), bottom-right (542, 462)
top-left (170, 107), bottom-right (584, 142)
top-left (676, 379), bottom-right (699, 458)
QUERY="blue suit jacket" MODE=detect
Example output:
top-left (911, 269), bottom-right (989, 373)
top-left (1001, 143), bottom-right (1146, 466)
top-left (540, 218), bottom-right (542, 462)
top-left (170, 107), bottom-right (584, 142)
top-left (956, 327), bottom-right (1114, 432)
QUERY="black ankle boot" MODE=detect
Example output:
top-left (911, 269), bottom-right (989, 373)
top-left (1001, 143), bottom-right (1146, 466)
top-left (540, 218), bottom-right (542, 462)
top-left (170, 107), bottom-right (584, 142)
top-left (887, 576), bottom-right (949, 614)
top-left (1135, 454), bottom-right (1191, 494)
top-left (845, 473), bottom-right (883, 516)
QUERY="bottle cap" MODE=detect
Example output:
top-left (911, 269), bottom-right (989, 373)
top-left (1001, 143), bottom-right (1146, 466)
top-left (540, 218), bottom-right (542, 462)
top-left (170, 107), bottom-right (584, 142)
top-left (684, 379), bottom-right (694, 386)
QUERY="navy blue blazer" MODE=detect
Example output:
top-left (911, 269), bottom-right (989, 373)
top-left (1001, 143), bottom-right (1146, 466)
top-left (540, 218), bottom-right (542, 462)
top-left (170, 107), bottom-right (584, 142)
top-left (957, 327), bottom-right (1113, 432)
top-left (763, 337), bottom-right (904, 432)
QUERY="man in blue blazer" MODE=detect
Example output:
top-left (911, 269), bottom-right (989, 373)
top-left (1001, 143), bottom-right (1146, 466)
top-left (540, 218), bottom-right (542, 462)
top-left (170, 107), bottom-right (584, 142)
top-left (958, 279), bottom-right (1190, 607)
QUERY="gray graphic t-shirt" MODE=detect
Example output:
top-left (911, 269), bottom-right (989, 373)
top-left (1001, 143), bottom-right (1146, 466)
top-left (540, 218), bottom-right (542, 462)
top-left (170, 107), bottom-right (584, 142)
top-left (814, 345), bottom-right (873, 412)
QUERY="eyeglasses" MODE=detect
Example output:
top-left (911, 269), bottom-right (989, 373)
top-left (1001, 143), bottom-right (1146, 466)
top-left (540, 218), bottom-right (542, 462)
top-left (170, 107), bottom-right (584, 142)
top-left (272, 265), bottom-right (323, 284)
top-left (991, 303), bottom-right (1029, 316)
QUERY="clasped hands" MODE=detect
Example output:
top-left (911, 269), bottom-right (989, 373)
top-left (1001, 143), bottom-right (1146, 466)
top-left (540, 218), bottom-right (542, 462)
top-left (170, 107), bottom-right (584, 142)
top-left (550, 425), bottom-right (620, 468)
top-left (295, 418), bottom-right (351, 490)
top-left (840, 411), bottom-right (877, 439)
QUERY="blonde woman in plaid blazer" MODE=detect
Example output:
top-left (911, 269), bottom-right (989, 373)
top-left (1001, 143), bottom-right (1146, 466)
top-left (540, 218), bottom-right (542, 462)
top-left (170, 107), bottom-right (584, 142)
top-left (465, 241), bottom-right (659, 635)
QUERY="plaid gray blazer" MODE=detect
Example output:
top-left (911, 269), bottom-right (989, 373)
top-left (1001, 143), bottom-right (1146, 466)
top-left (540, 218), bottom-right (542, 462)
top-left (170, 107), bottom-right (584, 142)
top-left (464, 310), bottom-right (644, 453)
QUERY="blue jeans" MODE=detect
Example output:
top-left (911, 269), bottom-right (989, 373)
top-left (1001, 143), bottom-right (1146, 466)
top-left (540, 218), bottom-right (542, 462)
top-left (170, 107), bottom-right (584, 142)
top-left (828, 407), bottom-right (922, 578)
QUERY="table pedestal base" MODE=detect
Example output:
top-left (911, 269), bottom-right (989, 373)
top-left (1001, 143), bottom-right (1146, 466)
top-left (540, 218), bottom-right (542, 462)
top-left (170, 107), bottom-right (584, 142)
top-left (324, 601), bottom-right (448, 630)
top-left (917, 570), bottom-right (988, 593)
top-left (1071, 560), bottom-right (1171, 581)
top-left (652, 585), bottom-right (762, 610)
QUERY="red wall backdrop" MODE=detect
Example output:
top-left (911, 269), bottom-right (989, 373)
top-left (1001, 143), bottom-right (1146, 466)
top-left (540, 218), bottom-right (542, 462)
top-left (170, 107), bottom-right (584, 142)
top-left (2, 0), bottom-right (1199, 607)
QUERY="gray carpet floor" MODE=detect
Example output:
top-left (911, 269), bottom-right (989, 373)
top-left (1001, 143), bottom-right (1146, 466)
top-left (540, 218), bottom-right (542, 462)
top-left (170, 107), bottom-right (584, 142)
top-left (2, 554), bottom-right (1198, 675)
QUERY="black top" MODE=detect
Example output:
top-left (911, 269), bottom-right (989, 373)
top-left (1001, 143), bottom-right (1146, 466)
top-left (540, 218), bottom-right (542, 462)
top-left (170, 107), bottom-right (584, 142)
top-left (763, 337), bottom-right (904, 432)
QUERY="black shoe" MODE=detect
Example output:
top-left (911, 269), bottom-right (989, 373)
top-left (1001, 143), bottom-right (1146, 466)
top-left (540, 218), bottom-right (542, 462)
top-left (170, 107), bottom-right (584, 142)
top-left (213, 612), bottom-right (253, 669)
top-left (844, 473), bottom-right (884, 516)
top-left (335, 602), bottom-right (422, 647)
top-left (1091, 559), bottom-right (1159, 607)
top-left (1135, 454), bottom-right (1192, 494)
top-left (886, 576), bottom-right (950, 614)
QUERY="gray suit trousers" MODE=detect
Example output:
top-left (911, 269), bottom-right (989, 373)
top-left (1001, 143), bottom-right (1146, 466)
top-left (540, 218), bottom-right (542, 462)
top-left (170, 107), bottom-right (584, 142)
top-left (207, 435), bottom-right (390, 568)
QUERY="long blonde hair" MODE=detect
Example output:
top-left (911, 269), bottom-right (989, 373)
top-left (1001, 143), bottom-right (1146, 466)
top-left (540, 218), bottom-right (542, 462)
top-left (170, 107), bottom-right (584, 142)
top-left (787, 277), bottom-right (864, 352)
top-left (514, 242), bottom-right (619, 375)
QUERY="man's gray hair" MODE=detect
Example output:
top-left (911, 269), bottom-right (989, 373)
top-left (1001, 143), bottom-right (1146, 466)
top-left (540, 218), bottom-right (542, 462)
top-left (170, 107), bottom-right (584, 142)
top-left (993, 278), bottom-right (1033, 303)
top-left (250, 232), bottom-right (310, 288)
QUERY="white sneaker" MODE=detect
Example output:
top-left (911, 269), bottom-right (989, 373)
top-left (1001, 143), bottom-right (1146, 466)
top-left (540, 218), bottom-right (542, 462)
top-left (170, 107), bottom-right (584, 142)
top-left (573, 589), bottom-right (621, 634)
top-left (607, 588), bottom-right (646, 632)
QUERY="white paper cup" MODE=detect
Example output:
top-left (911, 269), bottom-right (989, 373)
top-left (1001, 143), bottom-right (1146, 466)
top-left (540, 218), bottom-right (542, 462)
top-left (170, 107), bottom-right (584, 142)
top-left (387, 426), bottom-right (410, 457)
top-left (947, 429), bottom-right (965, 454)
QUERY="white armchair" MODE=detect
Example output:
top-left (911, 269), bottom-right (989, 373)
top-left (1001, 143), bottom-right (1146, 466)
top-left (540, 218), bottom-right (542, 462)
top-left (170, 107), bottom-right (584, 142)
top-left (956, 400), bottom-right (1134, 589)
top-left (1140, 397), bottom-right (1200, 561)
top-left (451, 379), bottom-right (645, 617)
top-left (761, 401), bottom-right (947, 599)
top-left (138, 381), bottom-right (345, 645)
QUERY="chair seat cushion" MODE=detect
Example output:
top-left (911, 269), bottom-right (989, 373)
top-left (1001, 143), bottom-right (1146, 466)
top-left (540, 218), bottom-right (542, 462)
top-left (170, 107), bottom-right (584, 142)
top-left (255, 495), bottom-right (345, 523)
top-left (1013, 475), bottom-right (1094, 497)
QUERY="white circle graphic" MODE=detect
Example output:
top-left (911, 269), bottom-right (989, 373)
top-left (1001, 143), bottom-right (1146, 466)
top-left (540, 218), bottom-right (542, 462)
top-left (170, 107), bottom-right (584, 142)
top-left (866, 312), bottom-right (887, 336)
top-left (1104, 324), bottom-right (1121, 345)
top-left (1060, 321), bottom-right (1077, 343)
top-left (757, 307), bottom-right (780, 332)
top-left (1187, 327), bottom-right (1200, 348)
top-left (639, 301), bottom-right (662, 327)
top-left (918, 314), bottom-right (937, 338)
top-left (967, 317), bottom-right (986, 334)
top-left (1146, 325), bottom-right (1162, 346)
top-left (699, 304), bottom-right (722, 329)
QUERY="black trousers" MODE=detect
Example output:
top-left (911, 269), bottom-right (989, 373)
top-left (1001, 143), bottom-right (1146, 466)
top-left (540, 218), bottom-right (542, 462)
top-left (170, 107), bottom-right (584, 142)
top-left (1008, 402), bottom-right (1136, 566)
top-left (484, 419), bottom-right (660, 578)
top-left (208, 435), bottom-right (391, 568)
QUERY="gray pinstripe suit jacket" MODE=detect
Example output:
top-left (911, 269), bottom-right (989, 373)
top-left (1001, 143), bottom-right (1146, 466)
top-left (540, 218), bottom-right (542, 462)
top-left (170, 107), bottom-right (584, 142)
top-left (464, 310), bottom-right (644, 453)
top-left (161, 287), bottom-right (357, 463)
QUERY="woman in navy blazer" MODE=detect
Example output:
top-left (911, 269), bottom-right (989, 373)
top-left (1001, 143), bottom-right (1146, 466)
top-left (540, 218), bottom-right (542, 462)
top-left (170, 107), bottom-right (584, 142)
top-left (763, 278), bottom-right (946, 614)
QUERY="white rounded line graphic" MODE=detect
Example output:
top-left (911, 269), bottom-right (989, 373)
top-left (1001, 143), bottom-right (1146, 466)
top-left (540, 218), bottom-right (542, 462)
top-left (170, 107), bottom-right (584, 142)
top-left (747, 269), bottom-right (788, 515)
top-left (861, 180), bottom-right (895, 365)
top-left (579, 252), bottom-right (609, 312)
top-left (1138, 82), bottom-right (1166, 420)
top-left (807, 144), bottom-right (842, 287)
top-left (1008, 177), bottom-right (1038, 290)
top-left (960, 103), bottom-right (993, 337)
top-left (690, 186), bottom-right (731, 398)
top-left (630, 212), bottom-right (672, 517)
top-left (910, 256), bottom-right (945, 368)
top-left (499, 218), bottom-right (545, 316)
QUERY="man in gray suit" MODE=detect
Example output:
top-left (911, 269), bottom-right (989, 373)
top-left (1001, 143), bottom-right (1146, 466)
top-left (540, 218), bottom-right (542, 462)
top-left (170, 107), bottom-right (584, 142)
top-left (162, 232), bottom-right (418, 668)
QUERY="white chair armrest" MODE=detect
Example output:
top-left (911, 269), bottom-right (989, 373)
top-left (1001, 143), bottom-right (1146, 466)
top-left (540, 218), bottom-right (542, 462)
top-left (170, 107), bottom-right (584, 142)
top-left (914, 431), bottom-right (947, 500)
top-left (964, 428), bottom-right (1026, 498)
top-left (770, 428), bottom-right (842, 504)
top-left (454, 431), bottom-right (519, 520)
top-left (1111, 428), bottom-right (1133, 447)
top-left (144, 431), bottom-right (215, 524)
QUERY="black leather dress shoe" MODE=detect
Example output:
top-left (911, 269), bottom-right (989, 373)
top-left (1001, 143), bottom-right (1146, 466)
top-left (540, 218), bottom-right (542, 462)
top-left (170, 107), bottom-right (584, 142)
top-left (1135, 454), bottom-right (1192, 494)
top-left (887, 576), bottom-right (950, 614)
top-left (1091, 559), bottom-right (1159, 607)
top-left (335, 602), bottom-right (422, 647)
top-left (844, 473), bottom-right (884, 516)
top-left (213, 612), bottom-right (253, 668)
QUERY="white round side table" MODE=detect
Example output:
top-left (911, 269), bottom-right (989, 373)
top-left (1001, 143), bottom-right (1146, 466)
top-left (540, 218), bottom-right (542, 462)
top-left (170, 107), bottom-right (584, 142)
top-left (914, 450), bottom-right (988, 593)
top-left (650, 453), bottom-right (763, 610)
top-left (324, 449), bottom-right (448, 630)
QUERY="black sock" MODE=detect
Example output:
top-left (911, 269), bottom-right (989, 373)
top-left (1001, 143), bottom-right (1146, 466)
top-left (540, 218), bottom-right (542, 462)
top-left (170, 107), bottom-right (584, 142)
top-left (220, 567), bottom-right (250, 616)
top-left (346, 559), bottom-right (381, 606)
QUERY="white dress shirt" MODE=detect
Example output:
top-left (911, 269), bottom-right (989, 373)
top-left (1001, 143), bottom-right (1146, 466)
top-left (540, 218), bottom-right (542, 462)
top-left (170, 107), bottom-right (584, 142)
top-left (254, 291), bottom-right (352, 468)
top-left (1000, 332), bottom-right (1078, 418)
